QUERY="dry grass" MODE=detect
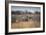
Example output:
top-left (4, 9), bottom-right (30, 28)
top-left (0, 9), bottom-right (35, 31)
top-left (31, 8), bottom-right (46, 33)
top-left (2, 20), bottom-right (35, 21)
top-left (11, 20), bottom-right (40, 29)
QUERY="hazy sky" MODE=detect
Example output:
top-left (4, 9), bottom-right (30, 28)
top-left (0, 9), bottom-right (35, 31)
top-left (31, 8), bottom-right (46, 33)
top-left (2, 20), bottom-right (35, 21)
top-left (11, 6), bottom-right (41, 13)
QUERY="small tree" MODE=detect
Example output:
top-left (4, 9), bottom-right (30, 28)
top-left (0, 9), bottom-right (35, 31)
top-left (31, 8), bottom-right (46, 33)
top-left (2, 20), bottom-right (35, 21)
top-left (35, 11), bottom-right (40, 14)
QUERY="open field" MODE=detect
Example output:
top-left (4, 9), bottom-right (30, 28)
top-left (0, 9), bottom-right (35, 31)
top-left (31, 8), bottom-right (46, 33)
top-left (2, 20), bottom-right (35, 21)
top-left (11, 19), bottom-right (40, 29)
top-left (11, 6), bottom-right (40, 29)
